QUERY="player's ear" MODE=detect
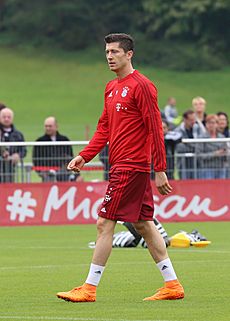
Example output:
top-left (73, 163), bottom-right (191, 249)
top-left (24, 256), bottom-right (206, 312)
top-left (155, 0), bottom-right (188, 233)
top-left (126, 50), bottom-right (133, 60)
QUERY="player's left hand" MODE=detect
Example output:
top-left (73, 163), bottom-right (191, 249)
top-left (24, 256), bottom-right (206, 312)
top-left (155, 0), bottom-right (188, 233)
top-left (155, 172), bottom-right (172, 195)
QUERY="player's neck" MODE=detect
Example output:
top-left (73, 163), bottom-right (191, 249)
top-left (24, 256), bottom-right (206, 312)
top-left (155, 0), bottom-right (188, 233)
top-left (116, 65), bottom-right (135, 80)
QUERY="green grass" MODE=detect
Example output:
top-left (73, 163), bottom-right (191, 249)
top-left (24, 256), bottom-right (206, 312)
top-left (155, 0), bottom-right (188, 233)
top-left (0, 46), bottom-right (229, 141)
top-left (0, 222), bottom-right (229, 321)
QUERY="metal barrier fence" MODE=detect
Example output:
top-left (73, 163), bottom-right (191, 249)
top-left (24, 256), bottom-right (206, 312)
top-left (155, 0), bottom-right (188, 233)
top-left (175, 138), bottom-right (230, 180)
top-left (0, 138), bottom-right (229, 183)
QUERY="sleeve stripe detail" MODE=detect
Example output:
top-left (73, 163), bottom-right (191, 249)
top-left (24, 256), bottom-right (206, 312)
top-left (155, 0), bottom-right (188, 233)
top-left (132, 73), bottom-right (166, 171)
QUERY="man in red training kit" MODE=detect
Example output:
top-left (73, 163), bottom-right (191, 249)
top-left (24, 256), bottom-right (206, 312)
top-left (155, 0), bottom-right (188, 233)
top-left (57, 33), bottom-right (184, 302)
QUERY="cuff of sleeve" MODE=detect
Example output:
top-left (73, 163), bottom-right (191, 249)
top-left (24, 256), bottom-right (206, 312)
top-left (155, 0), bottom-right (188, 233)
top-left (154, 168), bottom-right (167, 172)
top-left (79, 152), bottom-right (89, 163)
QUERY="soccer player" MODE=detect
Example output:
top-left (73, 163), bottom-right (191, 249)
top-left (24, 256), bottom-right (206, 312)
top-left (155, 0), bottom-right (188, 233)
top-left (57, 33), bottom-right (184, 302)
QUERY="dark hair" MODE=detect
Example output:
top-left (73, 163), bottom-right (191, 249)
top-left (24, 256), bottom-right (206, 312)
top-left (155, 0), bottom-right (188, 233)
top-left (0, 102), bottom-right (6, 112)
top-left (216, 111), bottom-right (229, 135)
top-left (183, 109), bottom-right (195, 119)
top-left (216, 111), bottom-right (229, 122)
top-left (104, 33), bottom-right (134, 53)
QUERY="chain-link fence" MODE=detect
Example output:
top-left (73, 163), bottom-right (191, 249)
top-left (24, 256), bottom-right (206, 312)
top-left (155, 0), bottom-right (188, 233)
top-left (0, 138), bottom-right (229, 183)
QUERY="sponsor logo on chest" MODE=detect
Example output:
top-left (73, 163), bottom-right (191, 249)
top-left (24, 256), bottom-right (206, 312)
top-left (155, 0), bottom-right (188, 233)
top-left (115, 103), bottom-right (128, 112)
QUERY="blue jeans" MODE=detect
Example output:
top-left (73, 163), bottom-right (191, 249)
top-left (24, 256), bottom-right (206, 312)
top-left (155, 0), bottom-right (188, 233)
top-left (199, 168), bottom-right (226, 179)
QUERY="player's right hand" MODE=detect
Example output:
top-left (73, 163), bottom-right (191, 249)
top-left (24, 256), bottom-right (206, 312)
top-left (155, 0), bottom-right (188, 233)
top-left (155, 171), bottom-right (172, 195)
top-left (67, 155), bottom-right (85, 172)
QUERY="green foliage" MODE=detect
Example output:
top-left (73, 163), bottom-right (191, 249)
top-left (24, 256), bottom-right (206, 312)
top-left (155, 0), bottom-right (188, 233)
top-left (0, 0), bottom-right (229, 69)
top-left (135, 37), bottom-right (224, 71)
top-left (0, 0), bottom-right (142, 49)
top-left (141, 0), bottom-right (230, 66)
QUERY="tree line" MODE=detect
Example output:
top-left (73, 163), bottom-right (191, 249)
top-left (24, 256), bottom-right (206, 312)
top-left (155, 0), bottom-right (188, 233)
top-left (0, 0), bottom-right (229, 70)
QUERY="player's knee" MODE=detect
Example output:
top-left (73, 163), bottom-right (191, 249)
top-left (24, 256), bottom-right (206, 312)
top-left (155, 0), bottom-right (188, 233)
top-left (96, 217), bottom-right (115, 236)
top-left (132, 221), bottom-right (147, 236)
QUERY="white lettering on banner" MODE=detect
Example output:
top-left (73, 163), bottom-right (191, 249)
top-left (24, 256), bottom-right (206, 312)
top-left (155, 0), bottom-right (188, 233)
top-left (43, 185), bottom-right (103, 222)
top-left (6, 189), bottom-right (37, 223)
top-left (153, 195), bottom-right (228, 219)
top-left (92, 199), bottom-right (104, 219)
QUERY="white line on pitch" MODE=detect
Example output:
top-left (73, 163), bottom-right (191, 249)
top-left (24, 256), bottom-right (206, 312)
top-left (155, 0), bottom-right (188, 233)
top-left (0, 259), bottom-right (229, 271)
top-left (0, 316), bottom-right (180, 321)
top-left (0, 246), bottom-right (229, 254)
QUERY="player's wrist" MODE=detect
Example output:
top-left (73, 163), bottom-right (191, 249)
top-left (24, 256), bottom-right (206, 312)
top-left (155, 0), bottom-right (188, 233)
top-left (78, 153), bottom-right (87, 163)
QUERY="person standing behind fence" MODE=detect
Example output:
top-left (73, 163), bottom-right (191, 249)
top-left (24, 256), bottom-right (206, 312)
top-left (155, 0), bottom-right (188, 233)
top-left (0, 107), bottom-right (26, 182)
top-left (0, 102), bottom-right (7, 137)
top-left (175, 110), bottom-right (202, 179)
top-left (0, 102), bottom-right (6, 154)
top-left (0, 102), bottom-right (6, 112)
top-left (216, 112), bottom-right (230, 178)
top-left (32, 117), bottom-right (79, 182)
top-left (216, 112), bottom-right (230, 138)
top-left (162, 120), bottom-right (182, 180)
top-left (163, 97), bottom-right (181, 129)
top-left (197, 114), bottom-right (227, 179)
top-left (99, 144), bottom-right (109, 180)
top-left (192, 96), bottom-right (207, 134)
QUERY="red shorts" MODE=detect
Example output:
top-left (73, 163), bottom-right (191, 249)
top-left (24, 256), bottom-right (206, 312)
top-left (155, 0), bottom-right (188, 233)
top-left (98, 168), bottom-right (154, 222)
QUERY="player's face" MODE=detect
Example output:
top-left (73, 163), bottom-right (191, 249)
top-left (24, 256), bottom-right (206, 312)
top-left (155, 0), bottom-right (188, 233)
top-left (105, 42), bottom-right (132, 73)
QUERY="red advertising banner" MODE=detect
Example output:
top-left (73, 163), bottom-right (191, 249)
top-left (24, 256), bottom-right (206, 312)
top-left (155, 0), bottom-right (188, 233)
top-left (0, 180), bottom-right (229, 226)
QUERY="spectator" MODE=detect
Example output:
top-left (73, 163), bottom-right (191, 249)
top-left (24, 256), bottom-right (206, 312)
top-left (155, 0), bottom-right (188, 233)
top-left (197, 114), bottom-right (227, 179)
top-left (0, 103), bottom-right (5, 156)
top-left (163, 97), bottom-right (181, 129)
top-left (99, 144), bottom-right (109, 181)
top-left (0, 108), bottom-right (26, 182)
top-left (162, 120), bottom-right (182, 180)
top-left (175, 109), bottom-right (202, 179)
top-left (32, 117), bottom-right (80, 182)
top-left (0, 102), bottom-right (6, 112)
top-left (216, 112), bottom-right (230, 178)
top-left (216, 112), bottom-right (230, 137)
top-left (0, 102), bottom-right (7, 135)
top-left (192, 96), bottom-right (207, 134)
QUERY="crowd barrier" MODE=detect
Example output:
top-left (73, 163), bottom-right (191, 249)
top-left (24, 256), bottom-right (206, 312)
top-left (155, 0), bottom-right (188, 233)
top-left (0, 138), bottom-right (230, 182)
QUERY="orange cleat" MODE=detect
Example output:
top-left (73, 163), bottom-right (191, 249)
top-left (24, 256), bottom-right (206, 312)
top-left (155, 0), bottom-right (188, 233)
top-left (57, 283), bottom-right (96, 302)
top-left (143, 280), bottom-right (184, 301)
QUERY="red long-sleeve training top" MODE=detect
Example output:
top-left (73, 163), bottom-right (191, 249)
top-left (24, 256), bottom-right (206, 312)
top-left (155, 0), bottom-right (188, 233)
top-left (79, 70), bottom-right (166, 173)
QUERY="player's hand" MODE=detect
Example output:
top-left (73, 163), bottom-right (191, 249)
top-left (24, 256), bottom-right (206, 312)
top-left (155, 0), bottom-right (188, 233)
top-left (67, 155), bottom-right (85, 172)
top-left (155, 172), bottom-right (172, 195)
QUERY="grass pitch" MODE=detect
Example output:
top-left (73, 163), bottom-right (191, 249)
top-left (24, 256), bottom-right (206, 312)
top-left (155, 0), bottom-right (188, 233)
top-left (0, 221), bottom-right (229, 321)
